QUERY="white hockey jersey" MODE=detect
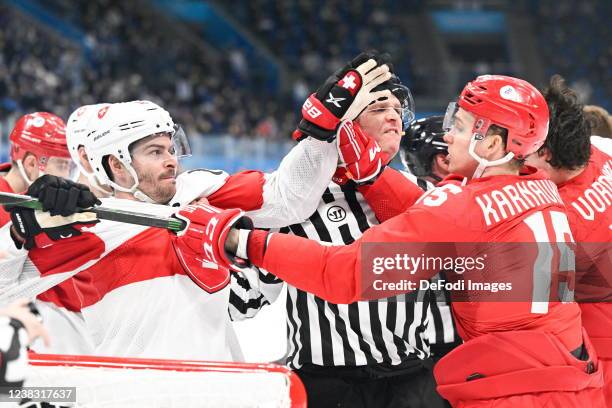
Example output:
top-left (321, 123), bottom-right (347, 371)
top-left (0, 137), bottom-right (336, 360)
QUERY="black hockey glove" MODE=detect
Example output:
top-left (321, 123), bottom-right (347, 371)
top-left (9, 175), bottom-right (100, 250)
top-left (293, 51), bottom-right (394, 142)
top-left (27, 175), bottom-right (100, 216)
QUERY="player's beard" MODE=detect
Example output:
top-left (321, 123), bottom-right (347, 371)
top-left (137, 167), bottom-right (177, 204)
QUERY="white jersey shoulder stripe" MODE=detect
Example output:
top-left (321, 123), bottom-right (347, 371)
top-left (591, 135), bottom-right (612, 156)
top-left (169, 169), bottom-right (229, 207)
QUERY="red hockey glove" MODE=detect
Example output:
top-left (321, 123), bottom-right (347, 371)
top-left (293, 51), bottom-right (393, 142)
top-left (337, 120), bottom-right (389, 185)
top-left (173, 204), bottom-right (252, 293)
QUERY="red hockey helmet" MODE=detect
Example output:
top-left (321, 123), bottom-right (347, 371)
top-left (453, 75), bottom-right (549, 159)
top-left (9, 112), bottom-right (73, 183)
top-left (10, 112), bottom-right (70, 161)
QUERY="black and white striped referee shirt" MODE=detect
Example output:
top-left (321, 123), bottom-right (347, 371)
top-left (274, 174), bottom-right (436, 369)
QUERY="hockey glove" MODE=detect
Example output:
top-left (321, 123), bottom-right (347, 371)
top-left (337, 120), bottom-right (389, 185)
top-left (0, 299), bottom-right (50, 347)
top-left (27, 175), bottom-right (100, 217)
top-left (173, 204), bottom-right (253, 293)
top-left (294, 51), bottom-right (393, 142)
top-left (9, 175), bottom-right (100, 250)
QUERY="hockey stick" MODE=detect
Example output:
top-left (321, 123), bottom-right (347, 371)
top-left (0, 192), bottom-right (187, 232)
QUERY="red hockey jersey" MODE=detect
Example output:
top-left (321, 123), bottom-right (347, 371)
top-left (558, 137), bottom-right (612, 404)
top-left (559, 139), bottom-right (612, 304)
top-left (558, 139), bottom-right (612, 354)
top-left (256, 167), bottom-right (583, 352)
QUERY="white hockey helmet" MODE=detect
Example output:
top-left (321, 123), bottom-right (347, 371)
top-left (66, 104), bottom-right (112, 189)
top-left (85, 100), bottom-right (190, 202)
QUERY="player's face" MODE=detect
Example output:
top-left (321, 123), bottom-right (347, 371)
top-left (130, 133), bottom-right (178, 204)
top-left (357, 95), bottom-right (403, 157)
top-left (44, 157), bottom-right (76, 179)
top-left (443, 108), bottom-right (479, 177)
top-left (524, 149), bottom-right (553, 175)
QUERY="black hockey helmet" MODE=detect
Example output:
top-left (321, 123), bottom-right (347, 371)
top-left (400, 115), bottom-right (448, 177)
top-left (371, 74), bottom-right (415, 129)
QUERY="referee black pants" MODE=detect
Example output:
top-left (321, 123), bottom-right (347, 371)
top-left (295, 360), bottom-right (449, 408)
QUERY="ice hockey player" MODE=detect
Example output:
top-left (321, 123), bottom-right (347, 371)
top-left (5, 53), bottom-right (393, 361)
top-left (195, 75), bottom-right (606, 407)
top-left (0, 112), bottom-right (74, 226)
top-left (400, 115), bottom-right (450, 185)
top-left (0, 107), bottom-right (109, 354)
top-left (525, 74), bottom-right (612, 404)
top-left (65, 103), bottom-right (113, 198)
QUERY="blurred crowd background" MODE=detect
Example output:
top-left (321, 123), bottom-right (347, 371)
top-left (0, 0), bottom-right (610, 171)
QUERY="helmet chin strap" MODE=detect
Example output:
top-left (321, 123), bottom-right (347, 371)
top-left (109, 165), bottom-right (156, 204)
top-left (133, 189), bottom-right (156, 204)
top-left (468, 134), bottom-right (515, 179)
top-left (85, 172), bottom-right (112, 196)
top-left (16, 160), bottom-right (36, 186)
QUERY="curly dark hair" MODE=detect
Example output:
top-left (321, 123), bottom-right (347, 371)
top-left (540, 75), bottom-right (592, 170)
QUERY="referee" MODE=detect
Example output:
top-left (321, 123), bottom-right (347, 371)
top-left (271, 76), bottom-right (449, 408)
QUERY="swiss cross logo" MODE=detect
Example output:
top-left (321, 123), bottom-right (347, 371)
top-left (340, 72), bottom-right (358, 90)
top-left (97, 106), bottom-right (110, 119)
top-left (303, 99), bottom-right (322, 119)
